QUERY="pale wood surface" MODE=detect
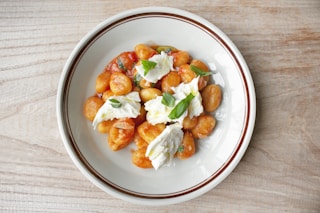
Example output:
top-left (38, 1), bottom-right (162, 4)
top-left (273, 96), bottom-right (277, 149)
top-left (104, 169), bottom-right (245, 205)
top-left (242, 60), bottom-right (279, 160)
top-left (1, 0), bottom-right (320, 212)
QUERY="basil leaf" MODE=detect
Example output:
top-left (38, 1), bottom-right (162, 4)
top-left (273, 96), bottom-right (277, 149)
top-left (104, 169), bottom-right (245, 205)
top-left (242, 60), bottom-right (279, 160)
top-left (117, 58), bottom-right (127, 71)
top-left (190, 65), bottom-right (213, 76)
top-left (109, 98), bottom-right (122, 108)
top-left (161, 92), bottom-right (176, 107)
top-left (168, 93), bottom-right (195, 119)
top-left (177, 145), bottom-right (184, 153)
top-left (141, 59), bottom-right (157, 76)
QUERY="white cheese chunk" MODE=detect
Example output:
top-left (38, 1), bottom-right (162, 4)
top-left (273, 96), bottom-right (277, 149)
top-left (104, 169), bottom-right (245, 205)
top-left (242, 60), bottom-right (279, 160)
top-left (144, 96), bottom-right (174, 125)
top-left (92, 92), bottom-right (141, 129)
top-left (145, 123), bottom-right (183, 170)
top-left (172, 76), bottom-right (203, 119)
top-left (135, 51), bottom-right (173, 83)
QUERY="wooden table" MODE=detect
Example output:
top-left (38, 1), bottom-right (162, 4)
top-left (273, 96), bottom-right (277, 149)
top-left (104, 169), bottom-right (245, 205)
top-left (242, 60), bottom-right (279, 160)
top-left (1, 1), bottom-right (319, 212)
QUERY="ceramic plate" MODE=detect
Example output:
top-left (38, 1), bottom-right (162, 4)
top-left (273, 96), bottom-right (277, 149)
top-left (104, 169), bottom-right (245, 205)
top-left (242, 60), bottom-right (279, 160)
top-left (56, 7), bottom-right (256, 206)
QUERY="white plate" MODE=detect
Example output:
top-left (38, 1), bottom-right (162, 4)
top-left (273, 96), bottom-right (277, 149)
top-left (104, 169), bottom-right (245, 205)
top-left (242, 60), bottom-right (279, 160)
top-left (56, 7), bottom-right (256, 206)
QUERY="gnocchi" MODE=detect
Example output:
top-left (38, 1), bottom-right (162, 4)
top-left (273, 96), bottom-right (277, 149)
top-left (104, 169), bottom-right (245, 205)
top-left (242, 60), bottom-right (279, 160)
top-left (140, 88), bottom-right (162, 103)
top-left (161, 71), bottom-right (181, 93)
top-left (132, 147), bottom-right (153, 168)
top-left (110, 72), bottom-right (132, 95)
top-left (108, 118), bottom-right (135, 151)
top-left (137, 121), bottom-right (165, 143)
top-left (176, 131), bottom-right (196, 160)
top-left (97, 120), bottom-right (114, 134)
top-left (95, 71), bottom-right (111, 93)
top-left (201, 84), bottom-right (222, 112)
top-left (134, 44), bottom-right (157, 60)
top-left (191, 114), bottom-right (216, 139)
top-left (83, 96), bottom-right (104, 121)
top-left (172, 50), bottom-right (190, 67)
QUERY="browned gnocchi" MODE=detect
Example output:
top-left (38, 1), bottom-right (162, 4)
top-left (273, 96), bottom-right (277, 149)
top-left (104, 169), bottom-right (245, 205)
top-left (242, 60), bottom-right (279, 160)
top-left (191, 114), bottom-right (216, 139)
top-left (110, 72), bottom-right (132, 95)
top-left (108, 118), bottom-right (135, 151)
top-left (139, 88), bottom-right (162, 103)
top-left (137, 121), bottom-right (165, 143)
top-left (83, 43), bottom-right (222, 169)
top-left (201, 84), bottom-right (222, 112)
top-left (176, 131), bottom-right (196, 160)
top-left (161, 71), bottom-right (181, 93)
top-left (83, 96), bottom-right (104, 121)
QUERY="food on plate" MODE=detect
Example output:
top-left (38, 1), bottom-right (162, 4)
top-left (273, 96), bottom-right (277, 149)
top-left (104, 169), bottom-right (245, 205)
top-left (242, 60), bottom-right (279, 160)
top-left (83, 43), bottom-right (222, 170)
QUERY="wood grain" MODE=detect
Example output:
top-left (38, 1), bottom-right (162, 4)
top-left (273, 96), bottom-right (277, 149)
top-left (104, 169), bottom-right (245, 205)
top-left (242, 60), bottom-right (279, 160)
top-left (1, 0), bottom-right (320, 212)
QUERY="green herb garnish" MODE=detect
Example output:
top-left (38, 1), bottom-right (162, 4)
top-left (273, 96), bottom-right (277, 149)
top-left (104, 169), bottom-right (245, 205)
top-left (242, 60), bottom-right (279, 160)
top-left (109, 98), bottom-right (122, 108)
top-left (117, 58), bottom-right (127, 71)
top-left (177, 145), bottom-right (184, 153)
top-left (168, 93), bottom-right (195, 119)
top-left (141, 60), bottom-right (157, 76)
top-left (161, 92), bottom-right (176, 107)
top-left (190, 65), bottom-right (213, 76)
